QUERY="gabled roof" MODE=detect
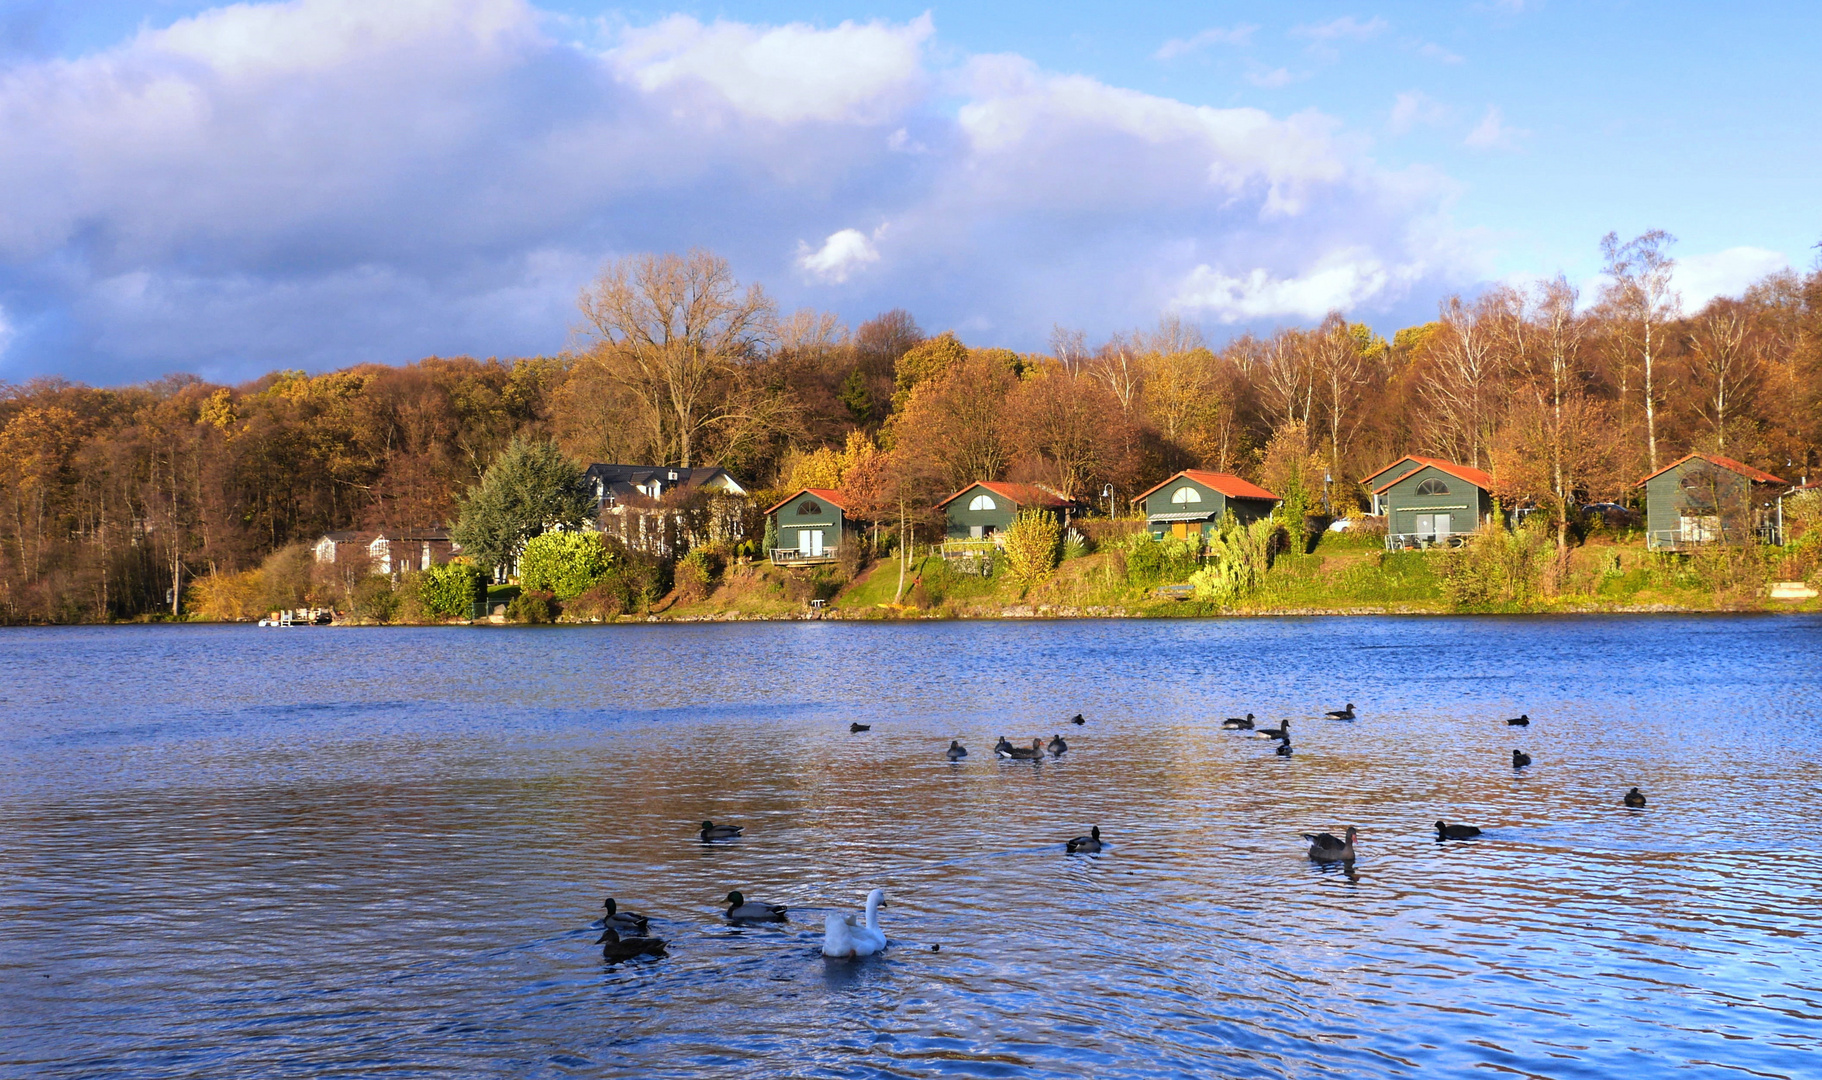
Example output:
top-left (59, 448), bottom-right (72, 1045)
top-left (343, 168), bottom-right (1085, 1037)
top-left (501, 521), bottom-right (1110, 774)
top-left (764, 487), bottom-right (850, 515)
top-left (372, 529), bottom-right (451, 542)
top-left (585, 463), bottom-right (749, 502)
top-left (936, 480), bottom-right (1076, 510)
top-left (319, 530), bottom-right (377, 543)
top-left (1134, 469), bottom-right (1280, 504)
top-left (1369, 456), bottom-right (1493, 495)
top-left (1635, 452), bottom-right (1788, 488)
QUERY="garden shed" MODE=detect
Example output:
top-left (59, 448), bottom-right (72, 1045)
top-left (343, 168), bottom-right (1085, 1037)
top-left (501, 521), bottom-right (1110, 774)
top-left (1636, 453), bottom-right (1787, 551)
top-left (938, 482), bottom-right (1077, 543)
top-left (1368, 457), bottom-right (1494, 549)
top-left (765, 488), bottom-right (848, 565)
top-left (1136, 471), bottom-right (1280, 542)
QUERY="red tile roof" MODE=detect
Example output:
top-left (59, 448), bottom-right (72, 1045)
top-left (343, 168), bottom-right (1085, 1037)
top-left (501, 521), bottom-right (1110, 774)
top-left (1634, 452), bottom-right (1788, 488)
top-left (1134, 470), bottom-right (1280, 504)
top-left (936, 481), bottom-right (1076, 510)
top-left (763, 487), bottom-right (850, 515)
top-left (1368, 456), bottom-right (1493, 495)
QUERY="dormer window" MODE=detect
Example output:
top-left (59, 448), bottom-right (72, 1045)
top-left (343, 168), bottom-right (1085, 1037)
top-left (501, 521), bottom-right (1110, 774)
top-left (1416, 478), bottom-right (1450, 496)
top-left (969, 494), bottom-right (997, 511)
top-left (1171, 486), bottom-right (1202, 504)
top-left (798, 500), bottom-right (823, 515)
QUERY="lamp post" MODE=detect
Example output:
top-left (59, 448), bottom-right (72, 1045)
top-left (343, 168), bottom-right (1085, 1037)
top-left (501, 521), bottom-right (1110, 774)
top-left (1323, 471), bottom-right (1332, 517)
top-left (1102, 483), bottom-right (1114, 520)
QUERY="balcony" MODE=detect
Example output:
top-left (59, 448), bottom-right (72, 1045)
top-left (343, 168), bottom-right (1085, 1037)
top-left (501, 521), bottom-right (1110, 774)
top-left (770, 546), bottom-right (839, 566)
top-left (1386, 532), bottom-right (1466, 551)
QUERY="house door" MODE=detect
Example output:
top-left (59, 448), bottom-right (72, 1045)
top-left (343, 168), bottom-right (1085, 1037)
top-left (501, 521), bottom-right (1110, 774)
top-left (1414, 514), bottom-right (1433, 543)
top-left (1433, 514), bottom-right (1452, 542)
top-left (800, 529), bottom-right (824, 557)
top-left (1171, 522), bottom-right (1193, 540)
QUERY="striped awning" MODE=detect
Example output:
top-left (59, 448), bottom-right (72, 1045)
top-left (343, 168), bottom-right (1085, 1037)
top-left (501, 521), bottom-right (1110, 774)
top-left (1147, 511), bottom-right (1217, 523)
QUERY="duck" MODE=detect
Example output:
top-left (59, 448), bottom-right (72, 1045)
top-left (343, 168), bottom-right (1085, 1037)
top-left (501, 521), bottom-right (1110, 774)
top-left (1505, 714), bottom-right (1530, 727)
top-left (1047, 734), bottom-right (1068, 756)
top-left (1069, 713), bottom-right (1087, 725)
top-left (1222, 713), bottom-right (1255, 730)
top-left (946, 740), bottom-right (968, 760)
top-left (1512, 750), bottom-right (1532, 768)
top-left (821, 888), bottom-right (888, 958)
top-left (998, 738), bottom-right (1044, 760)
top-left (1302, 825), bottom-right (1357, 863)
top-left (1275, 740), bottom-right (1293, 757)
top-left (596, 926), bottom-right (667, 962)
top-left (993, 735), bottom-right (1014, 755)
top-left (724, 890), bottom-right (788, 921)
top-left (700, 820), bottom-right (743, 841)
top-left (1435, 820), bottom-right (1482, 840)
top-left (1065, 825), bottom-right (1103, 853)
top-left (1623, 786), bottom-right (1647, 808)
top-left (1256, 717), bottom-right (1291, 741)
top-left (850, 722), bottom-right (871, 733)
top-left (597, 897), bottom-right (649, 934)
top-left (1325, 703), bottom-right (1356, 720)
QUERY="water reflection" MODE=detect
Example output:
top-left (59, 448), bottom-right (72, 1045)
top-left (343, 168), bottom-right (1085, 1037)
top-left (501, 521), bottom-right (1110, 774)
top-left (1, 617), bottom-right (1820, 1078)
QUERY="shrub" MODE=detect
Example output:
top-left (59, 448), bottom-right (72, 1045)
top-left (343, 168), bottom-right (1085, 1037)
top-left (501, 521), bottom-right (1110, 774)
top-left (1122, 532), bottom-right (1199, 584)
top-left (350, 575), bottom-right (401, 622)
top-left (674, 548), bottom-right (721, 604)
top-left (506, 589), bottom-right (559, 623)
top-left (1061, 529), bottom-right (1090, 561)
top-left (418, 561), bottom-right (485, 617)
top-left (1438, 513), bottom-right (1553, 610)
top-left (566, 581), bottom-right (627, 619)
top-left (1190, 517), bottom-right (1286, 606)
top-left (191, 569), bottom-right (263, 621)
top-left (1003, 509), bottom-right (1062, 589)
top-left (518, 530), bottom-right (615, 600)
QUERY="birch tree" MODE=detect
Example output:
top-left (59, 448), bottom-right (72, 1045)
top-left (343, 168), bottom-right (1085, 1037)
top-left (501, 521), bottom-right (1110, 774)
top-left (1600, 230), bottom-right (1680, 472)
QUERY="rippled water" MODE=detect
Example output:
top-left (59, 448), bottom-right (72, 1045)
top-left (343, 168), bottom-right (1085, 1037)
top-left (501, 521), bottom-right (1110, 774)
top-left (4, 617), bottom-right (1822, 1078)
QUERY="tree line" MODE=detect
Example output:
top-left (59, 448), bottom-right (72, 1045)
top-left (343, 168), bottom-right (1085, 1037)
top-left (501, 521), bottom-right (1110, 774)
top-left (2, 237), bottom-right (1818, 622)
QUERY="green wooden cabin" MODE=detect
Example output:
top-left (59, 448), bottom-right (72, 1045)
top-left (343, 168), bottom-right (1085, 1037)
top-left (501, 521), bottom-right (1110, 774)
top-left (1368, 457), bottom-right (1494, 549)
top-left (1136, 470), bottom-right (1280, 542)
top-left (1638, 453), bottom-right (1786, 551)
top-left (938, 481), bottom-right (1076, 543)
top-left (764, 487), bottom-right (848, 565)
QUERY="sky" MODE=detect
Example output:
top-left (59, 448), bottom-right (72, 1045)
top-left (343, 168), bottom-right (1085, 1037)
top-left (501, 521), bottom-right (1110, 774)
top-left (0, 0), bottom-right (1817, 385)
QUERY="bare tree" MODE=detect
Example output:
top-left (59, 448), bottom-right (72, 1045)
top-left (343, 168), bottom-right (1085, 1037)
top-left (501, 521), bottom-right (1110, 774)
top-left (1419, 294), bottom-right (1502, 468)
top-left (578, 250), bottom-right (776, 467)
top-left (1049, 325), bottom-right (1089, 374)
top-left (1310, 313), bottom-right (1369, 477)
top-left (1685, 299), bottom-right (1763, 452)
top-left (1600, 230), bottom-right (1680, 472)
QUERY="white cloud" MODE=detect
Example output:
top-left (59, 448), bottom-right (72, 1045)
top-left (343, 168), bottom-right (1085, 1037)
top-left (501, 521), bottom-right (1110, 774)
top-left (1155, 24), bottom-right (1257, 60)
top-left (1171, 252), bottom-right (1418, 322)
top-left (0, 3), bottom-right (1473, 380)
top-left (609, 13), bottom-right (931, 124)
top-left (1673, 247), bottom-right (1790, 310)
top-left (1464, 105), bottom-right (1527, 149)
top-left (1246, 66), bottom-right (1299, 89)
top-left (1389, 91), bottom-right (1449, 134)
top-left (1292, 16), bottom-right (1388, 41)
top-left (1418, 42), bottom-right (1464, 64)
top-left (796, 228), bottom-right (881, 283)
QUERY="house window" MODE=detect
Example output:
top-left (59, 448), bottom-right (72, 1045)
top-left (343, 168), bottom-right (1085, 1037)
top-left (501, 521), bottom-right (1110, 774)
top-left (798, 500), bottom-right (822, 515)
top-left (1171, 486), bottom-right (1202, 504)
top-left (1416, 478), bottom-right (1450, 496)
top-left (968, 494), bottom-right (997, 511)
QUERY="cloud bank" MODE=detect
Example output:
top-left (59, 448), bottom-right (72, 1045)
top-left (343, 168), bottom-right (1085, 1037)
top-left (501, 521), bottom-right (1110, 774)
top-left (0, 0), bottom-right (1480, 382)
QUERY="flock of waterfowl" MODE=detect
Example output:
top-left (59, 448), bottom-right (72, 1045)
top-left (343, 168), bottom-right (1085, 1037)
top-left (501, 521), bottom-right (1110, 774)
top-left (592, 704), bottom-right (1652, 965)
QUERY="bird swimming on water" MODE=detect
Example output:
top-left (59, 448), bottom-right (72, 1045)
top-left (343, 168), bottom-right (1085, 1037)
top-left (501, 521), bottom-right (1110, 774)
top-left (1435, 821), bottom-right (1482, 840)
top-left (598, 898), bottom-right (649, 934)
top-left (1623, 786), bottom-right (1647, 808)
top-left (1506, 714), bottom-right (1530, 726)
top-left (700, 820), bottom-right (743, 841)
top-left (1256, 717), bottom-right (1290, 741)
top-left (1325, 703), bottom-right (1356, 720)
top-left (724, 891), bottom-right (788, 921)
top-left (1065, 825), bottom-right (1103, 853)
top-left (946, 740), bottom-right (968, 760)
top-left (998, 738), bottom-right (1044, 760)
top-left (1302, 825), bottom-right (1357, 862)
top-left (850, 722), bottom-right (871, 733)
top-left (993, 735), bottom-right (1014, 755)
top-left (1047, 734), bottom-right (1068, 756)
top-left (1223, 713), bottom-right (1255, 730)
top-left (1069, 713), bottom-right (1086, 725)
top-left (597, 926), bottom-right (667, 962)
top-left (822, 888), bottom-right (888, 958)
top-left (1275, 740), bottom-right (1293, 757)
top-left (1512, 750), bottom-right (1532, 768)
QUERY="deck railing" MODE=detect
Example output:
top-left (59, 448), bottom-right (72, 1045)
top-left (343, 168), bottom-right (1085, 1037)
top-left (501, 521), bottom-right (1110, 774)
top-left (770, 547), bottom-right (839, 566)
top-left (1385, 532), bottom-right (1466, 551)
top-left (939, 539), bottom-right (999, 559)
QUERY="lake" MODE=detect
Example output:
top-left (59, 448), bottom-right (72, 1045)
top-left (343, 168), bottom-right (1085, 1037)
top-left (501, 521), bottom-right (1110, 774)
top-left (3, 616), bottom-right (1820, 1079)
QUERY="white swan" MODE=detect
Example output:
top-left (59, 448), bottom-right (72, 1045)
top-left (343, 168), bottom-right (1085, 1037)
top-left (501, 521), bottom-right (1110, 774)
top-left (822, 888), bottom-right (888, 958)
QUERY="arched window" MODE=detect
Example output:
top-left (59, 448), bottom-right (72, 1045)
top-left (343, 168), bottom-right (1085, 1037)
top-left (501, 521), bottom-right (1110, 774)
top-left (1171, 486), bottom-right (1203, 504)
top-left (798, 500), bottom-right (822, 515)
top-left (1416, 478), bottom-right (1450, 496)
top-left (969, 494), bottom-right (997, 511)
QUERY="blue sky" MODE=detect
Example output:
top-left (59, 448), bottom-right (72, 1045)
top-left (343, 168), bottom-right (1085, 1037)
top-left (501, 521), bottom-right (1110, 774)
top-left (1, 0), bottom-right (1816, 384)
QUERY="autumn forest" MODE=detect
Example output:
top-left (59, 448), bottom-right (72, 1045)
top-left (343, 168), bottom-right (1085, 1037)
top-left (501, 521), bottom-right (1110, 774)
top-left (3, 236), bottom-right (1819, 623)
